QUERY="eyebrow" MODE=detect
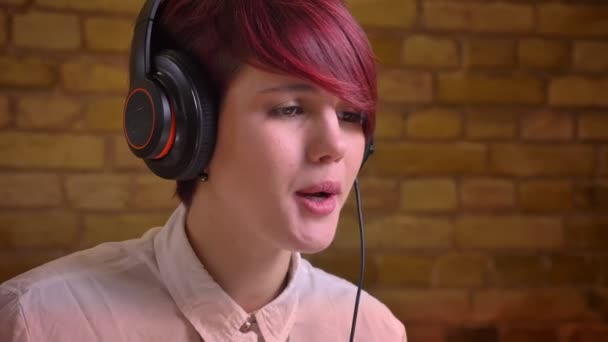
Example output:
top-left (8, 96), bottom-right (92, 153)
top-left (257, 83), bottom-right (319, 94)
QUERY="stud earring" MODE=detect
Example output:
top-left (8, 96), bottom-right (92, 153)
top-left (200, 172), bottom-right (209, 182)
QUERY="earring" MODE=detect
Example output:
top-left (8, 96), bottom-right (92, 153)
top-left (200, 172), bottom-right (209, 182)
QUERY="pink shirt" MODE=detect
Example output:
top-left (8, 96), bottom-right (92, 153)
top-left (0, 205), bottom-right (406, 341)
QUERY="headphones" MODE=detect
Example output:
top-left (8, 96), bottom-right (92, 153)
top-left (124, 0), bottom-right (375, 181)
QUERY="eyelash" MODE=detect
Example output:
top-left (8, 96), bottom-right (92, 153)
top-left (270, 105), bottom-right (365, 125)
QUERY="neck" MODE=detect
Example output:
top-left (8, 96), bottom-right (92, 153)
top-left (184, 195), bottom-right (292, 314)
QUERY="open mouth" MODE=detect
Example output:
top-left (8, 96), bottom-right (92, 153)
top-left (295, 191), bottom-right (337, 215)
top-left (294, 181), bottom-right (341, 215)
top-left (296, 191), bottom-right (333, 200)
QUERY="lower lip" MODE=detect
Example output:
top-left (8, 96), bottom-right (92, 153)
top-left (295, 194), bottom-right (337, 216)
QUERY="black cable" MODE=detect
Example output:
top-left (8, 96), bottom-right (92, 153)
top-left (348, 178), bottom-right (366, 342)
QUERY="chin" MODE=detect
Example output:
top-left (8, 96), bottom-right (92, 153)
top-left (293, 241), bottom-right (332, 254)
top-left (286, 220), bottom-right (338, 254)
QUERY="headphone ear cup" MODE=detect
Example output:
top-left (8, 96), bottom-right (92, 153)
top-left (143, 50), bottom-right (218, 180)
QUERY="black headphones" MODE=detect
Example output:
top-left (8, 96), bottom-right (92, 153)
top-left (124, 0), bottom-right (374, 181)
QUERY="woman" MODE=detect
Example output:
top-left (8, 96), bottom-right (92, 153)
top-left (0, 0), bottom-right (406, 341)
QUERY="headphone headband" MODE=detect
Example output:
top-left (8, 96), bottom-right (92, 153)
top-left (129, 0), bottom-right (163, 84)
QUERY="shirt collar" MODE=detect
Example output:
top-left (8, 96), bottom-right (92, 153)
top-left (154, 204), bottom-right (301, 342)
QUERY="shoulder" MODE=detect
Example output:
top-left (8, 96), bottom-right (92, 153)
top-left (1, 229), bottom-right (160, 319)
top-left (2, 227), bottom-right (161, 294)
top-left (0, 286), bottom-right (28, 341)
top-left (298, 258), bottom-right (406, 341)
top-left (0, 228), bottom-right (163, 341)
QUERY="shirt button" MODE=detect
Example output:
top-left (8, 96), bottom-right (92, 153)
top-left (240, 315), bottom-right (256, 333)
top-left (240, 321), bottom-right (252, 332)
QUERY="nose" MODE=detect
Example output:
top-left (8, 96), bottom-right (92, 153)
top-left (306, 109), bottom-right (347, 164)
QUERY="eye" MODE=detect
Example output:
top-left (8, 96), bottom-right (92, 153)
top-left (338, 111), bottom-right (365, 125)
top-left (270, 105), bottom-right (304, 117)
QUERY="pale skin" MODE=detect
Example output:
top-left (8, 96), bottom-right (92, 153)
top-left (185, 64), bottom-right (367, 314)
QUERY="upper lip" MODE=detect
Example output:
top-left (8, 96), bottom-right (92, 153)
top-left (296, 181), bottom-right (342, 195)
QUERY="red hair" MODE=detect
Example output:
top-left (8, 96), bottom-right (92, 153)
top-left (158, 0), bottom-right (377, 205)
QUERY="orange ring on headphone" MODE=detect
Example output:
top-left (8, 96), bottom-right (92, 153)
top-left (152, 99), bottom-right (176, 159)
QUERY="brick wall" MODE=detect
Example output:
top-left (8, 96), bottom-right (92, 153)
top-left (1, 1), bottom-right (607, 341)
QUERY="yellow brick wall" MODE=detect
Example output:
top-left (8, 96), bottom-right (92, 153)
top-left (1, 1), bottom-right (608, 341)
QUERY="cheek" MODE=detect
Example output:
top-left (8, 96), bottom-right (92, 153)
top-left (255, 133), bottom-right (301, 178)
top-left (225, 124), bottom-right (301, 183)
top-left (346, 135), bottom-right (367, 171)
